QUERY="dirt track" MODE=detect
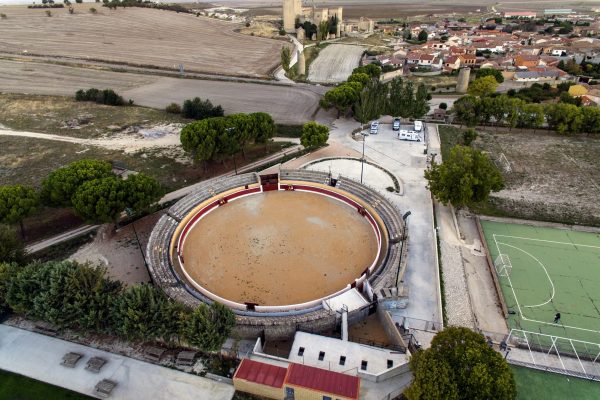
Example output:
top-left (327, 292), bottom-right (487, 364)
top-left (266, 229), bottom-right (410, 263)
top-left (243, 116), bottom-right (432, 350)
top-left (181, 190), bottom-right (378, 305)
top-left (0, 5), bottom-right (287, 77)
top-left (0, 59), bottom-right (323, 123)
top-left (308, 44), bottom-right (365, 84)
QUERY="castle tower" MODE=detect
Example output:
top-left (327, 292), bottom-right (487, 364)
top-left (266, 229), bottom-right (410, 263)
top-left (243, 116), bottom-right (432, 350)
top-left (456, 67), bottom-right (471, 94)
top-left (297, 50), bottom-right (306, 76)
top-left (283, 0), bottom-right (299, 33)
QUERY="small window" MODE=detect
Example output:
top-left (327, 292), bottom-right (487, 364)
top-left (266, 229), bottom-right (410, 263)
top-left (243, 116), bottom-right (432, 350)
top-left (297, 347), bottom-right (305, 356)
top-left (387, 360), bottom-right (394, 368)
top-left (339, 356), bottom-right (346, 366)
top-left (323, 397), bottom-right (332, 400)
top-left (361, 360), bottom-right (368, 371)
top-left (318, 351), bottom-right (325, 361)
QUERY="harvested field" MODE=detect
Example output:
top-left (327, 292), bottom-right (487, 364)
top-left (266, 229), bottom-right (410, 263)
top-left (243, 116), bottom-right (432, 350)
top-left (0, 59), bottom-right (156, 96)
top-left (0, 60), bottom-right (324, 124)
top-left (307, 44), bottom-right (365, 84)
top-left (121, 77), bottom-right (323, 124)
top-left (327, 3), bottom-right (482, 19)
top-left (0, 5), bottom-right (288, 77)
top-left (181, 190), bottom-right (378, 305)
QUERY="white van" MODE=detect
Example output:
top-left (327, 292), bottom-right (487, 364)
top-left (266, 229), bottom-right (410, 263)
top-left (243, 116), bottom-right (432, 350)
top-left (414, 120), bottom-right (423, 132)
top-left (399, 130), bottom-right (421, 142)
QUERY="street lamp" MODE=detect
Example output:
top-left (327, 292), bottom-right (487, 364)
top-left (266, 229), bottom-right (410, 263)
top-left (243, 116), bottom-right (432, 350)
top-left (360, 132), bottom-right (366, 184)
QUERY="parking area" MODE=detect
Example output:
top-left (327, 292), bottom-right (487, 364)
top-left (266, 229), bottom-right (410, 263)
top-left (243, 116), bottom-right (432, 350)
top-left (361, 120), bottom-right (426, 143)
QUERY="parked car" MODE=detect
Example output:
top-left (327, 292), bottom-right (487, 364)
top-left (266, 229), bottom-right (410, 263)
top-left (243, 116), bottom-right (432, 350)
top-left (370, 121), bottom-right (379, 134)
top-left (393, 118), bottom-right (401, 131)
top-left (414, 120), bottom-right (423, 132)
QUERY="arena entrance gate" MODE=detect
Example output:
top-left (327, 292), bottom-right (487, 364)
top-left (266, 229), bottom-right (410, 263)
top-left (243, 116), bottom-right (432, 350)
top-left (260, 173), bottom-right (279, 191)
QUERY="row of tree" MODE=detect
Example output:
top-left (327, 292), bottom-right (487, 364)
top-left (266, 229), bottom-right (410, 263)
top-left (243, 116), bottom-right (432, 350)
top-left (452, 94), bottom-right (600, 134)
top-left (166, 97), bottom-right (225, 120)
top-left (0, 160), bottom-right (164, 235)
top-left (0, 260), bottom-right (235, 350)
top-left (180, 112), bottom-right (276, 166)
top-left (75, 88), bottom-right (127, 106)
top-left (320, 66), bottom-right (430, 122)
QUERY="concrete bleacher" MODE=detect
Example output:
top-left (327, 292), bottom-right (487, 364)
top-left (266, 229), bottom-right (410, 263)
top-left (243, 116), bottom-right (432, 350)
top-left (280, 169), bottom-right (331, 185)
top-left (168, 173), bottom-right (258, 220)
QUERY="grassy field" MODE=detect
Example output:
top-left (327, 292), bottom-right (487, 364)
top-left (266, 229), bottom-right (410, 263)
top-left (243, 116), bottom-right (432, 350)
top-left (481, 220), bottom-right (600, 344)
top-left (0, 135), bottom-right (293, 191)
top-left (437, 125), bottom-right (600, 226)
top-left (0, 370), bottom-right (92, 400)
top-left (512, 365), bottom-right (600, 400)
top-left (0, 93), bottom-right (186, 139)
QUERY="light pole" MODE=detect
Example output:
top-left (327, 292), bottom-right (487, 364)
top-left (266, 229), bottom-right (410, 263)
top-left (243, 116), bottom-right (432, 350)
top-left (360, 132), bottom-right (366, 184)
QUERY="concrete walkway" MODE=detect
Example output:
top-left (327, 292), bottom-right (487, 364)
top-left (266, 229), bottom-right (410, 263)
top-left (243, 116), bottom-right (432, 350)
top-left (0, 324), bottom-right (234, 400)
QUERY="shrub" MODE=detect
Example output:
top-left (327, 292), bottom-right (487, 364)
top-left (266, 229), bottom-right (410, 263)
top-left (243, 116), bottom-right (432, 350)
top-left (165, 103), bottom-right (182, 114)
top-left (75, 88), bottom-right (125, 106)
top-left (439, 102), bottom-right (448, 110)
top-left (181, 97), bottom-right (224, 120)
top-left (279, 28), bottom-right (286, 35)
top-left (0, 13), bottom-right (7, 19)
top-left (89, 7), bottom-right (97, 13)
top-left (45, 10), bottom-right (52, 16)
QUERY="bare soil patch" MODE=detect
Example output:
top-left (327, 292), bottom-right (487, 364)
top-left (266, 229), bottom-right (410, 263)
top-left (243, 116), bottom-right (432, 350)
top-left (181, 190), bottom-right (378, 305)
top-left (0, 5), bottom-right (287, 77)
top-left (438, 125), bottom-right (600, 226)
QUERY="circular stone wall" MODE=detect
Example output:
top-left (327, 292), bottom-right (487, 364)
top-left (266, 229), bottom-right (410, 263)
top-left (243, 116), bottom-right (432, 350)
top-left (179, 190), bottom-right (378, 306)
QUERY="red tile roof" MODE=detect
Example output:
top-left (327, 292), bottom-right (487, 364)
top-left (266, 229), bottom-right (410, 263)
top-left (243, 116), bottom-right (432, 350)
top-left (286, 363), bottom-right (360, 399)
top-left (234, 359), bottom-right (287, 388)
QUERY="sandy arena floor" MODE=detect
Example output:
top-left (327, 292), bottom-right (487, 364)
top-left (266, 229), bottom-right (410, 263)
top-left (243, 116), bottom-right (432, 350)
top-left (180, 190), bottom-right (378, 306)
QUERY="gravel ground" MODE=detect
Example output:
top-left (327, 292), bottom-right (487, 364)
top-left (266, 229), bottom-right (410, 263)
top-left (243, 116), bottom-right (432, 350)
top-left (440, 239), bottom-right (476, 328)
top-left (308, 44), bottom-right (365, 84)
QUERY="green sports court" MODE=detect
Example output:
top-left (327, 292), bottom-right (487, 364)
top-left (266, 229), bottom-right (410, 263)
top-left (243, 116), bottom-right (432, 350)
top-left (480, 220), bottom-right (600, 345)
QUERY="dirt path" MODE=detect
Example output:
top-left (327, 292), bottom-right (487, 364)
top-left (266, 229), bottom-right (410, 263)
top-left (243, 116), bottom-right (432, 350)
top-left (0, 126), bottom-right (182, 153)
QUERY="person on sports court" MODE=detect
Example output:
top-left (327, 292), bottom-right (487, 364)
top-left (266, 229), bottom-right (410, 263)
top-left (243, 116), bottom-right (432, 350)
top-left (553, 312), bottom-right (561, 324)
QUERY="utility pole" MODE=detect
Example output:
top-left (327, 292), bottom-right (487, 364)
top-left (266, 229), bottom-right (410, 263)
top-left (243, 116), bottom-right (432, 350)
top-left (360, 133), bottom-right (366, 184)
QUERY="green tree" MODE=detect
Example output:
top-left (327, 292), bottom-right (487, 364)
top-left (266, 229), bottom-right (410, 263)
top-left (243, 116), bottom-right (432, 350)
top-left (545, 103), bottom-right (583, 134)
top-left (412, 83), bottom-right (430, 118)
top-left (417, 30), bottom-right (428, 42)
top-left (581, 106), bottom-right (600, 135)
top-left (451, 95), bottom-right (480, 127)
top-left (518, 103), bottom-right (545, 131)
top-left (71, 177), bottom-right (128, 224)
top-left (41, 159), bottom-right (113, 207)
top-left (300, 121), bottom-right (329, 148)
top-left (353, 80), bottom-right (388, 123)
top-left (250, 112), bottom-right (277, 144)
top-left (180, 118), bottom-right (223, 166)
top-left (475, 68), bottom-right (504, 83)
top-left (113, 284), bottom-right (183, 341)
top-left (467, 76), bottom-right (499, 97)
top-left (123, 173), bottom-right (163, 214)
top-left (352, 64), bottom-right (381, 79)
top-left (425, 145), bottom-right (504, 207)
top-left (405, 327), bottom-right (516, 400)
top-left (320, 82), bottom-right (362, 117)
top-left (0, 185), bottom-right (39, 237)
top-left (317, 20), bottom-right (329, 42)
top-left (183, 302), bottom-right (235, 351)
top-left (0, 225), bottom-right (25, 265)
top-left (280, 46), bottom-right (291, 72)
top-left (181, 97), bottom-right (224, 120)
top-left (347, 72), bottom-right (370, 86)
top-left (462, 129), bottom-right (477, 146)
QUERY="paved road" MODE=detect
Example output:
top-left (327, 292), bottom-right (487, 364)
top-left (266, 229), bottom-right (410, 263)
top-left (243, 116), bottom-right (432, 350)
top-left (0, 324), bottom-right (234, 400)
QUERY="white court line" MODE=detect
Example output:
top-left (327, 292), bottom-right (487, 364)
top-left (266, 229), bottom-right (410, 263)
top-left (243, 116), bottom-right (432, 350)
top-left (492, 234), bottom-right (600, 336)
top-left (497, 242), bottom-right (555, 308)
top-left (494, 234), bottom-right (600, 250)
